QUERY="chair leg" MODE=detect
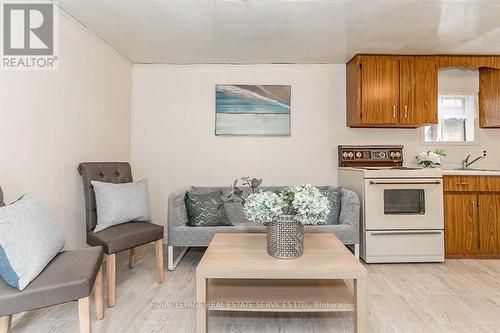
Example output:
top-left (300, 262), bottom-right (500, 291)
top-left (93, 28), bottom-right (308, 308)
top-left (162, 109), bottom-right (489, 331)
top-left (107, 254), bottom-right (116, 308)
top-left (94, 265), bottom-right (104, 320)
top-left (155, 239), bottom-right (164, 283)
top-left (78, 297), bottom-right (91, 333)
top-left (129, 248), bottom-right (135, 269)
top-left (0, 315), bottom-right (11, 333)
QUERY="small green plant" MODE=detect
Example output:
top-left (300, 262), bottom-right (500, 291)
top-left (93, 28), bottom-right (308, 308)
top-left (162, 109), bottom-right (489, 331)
top-left (227, 177), bottom-right (262, 205)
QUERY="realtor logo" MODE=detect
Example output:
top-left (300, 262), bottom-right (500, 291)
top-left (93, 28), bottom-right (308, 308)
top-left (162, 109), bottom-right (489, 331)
top-left (2, 2), bottom-right (58, 69)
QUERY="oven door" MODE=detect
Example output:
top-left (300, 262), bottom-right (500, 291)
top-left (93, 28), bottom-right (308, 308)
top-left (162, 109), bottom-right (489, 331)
top-left (364, 178), bottom-right (444, 230)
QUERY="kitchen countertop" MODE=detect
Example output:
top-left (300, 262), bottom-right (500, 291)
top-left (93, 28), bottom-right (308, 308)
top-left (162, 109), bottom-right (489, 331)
top-left (443, 169), bottom-right (500, 176)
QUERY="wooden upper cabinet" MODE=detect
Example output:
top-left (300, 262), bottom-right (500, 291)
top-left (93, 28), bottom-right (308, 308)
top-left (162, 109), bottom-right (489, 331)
top-left (413, 58), bottom-right (438, 125)
top-left (399, 58), bottom-right (415, 125)
top-left (360, 56), bottom-right (400, 125)
top-left (346, 55), bottom-right (438, 128)
top-left (399, 57), bottom-right (438, 126)
top-left (479, 67), bottom-right (500, 128)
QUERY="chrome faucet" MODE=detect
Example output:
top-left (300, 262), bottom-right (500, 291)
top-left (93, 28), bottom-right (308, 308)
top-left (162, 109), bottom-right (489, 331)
top-left (462, 150), bottom-right (487, 169)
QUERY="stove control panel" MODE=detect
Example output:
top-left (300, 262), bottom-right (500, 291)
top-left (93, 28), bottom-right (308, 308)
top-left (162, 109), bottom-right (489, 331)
top-left (338, 145), bottom-right (403, 167)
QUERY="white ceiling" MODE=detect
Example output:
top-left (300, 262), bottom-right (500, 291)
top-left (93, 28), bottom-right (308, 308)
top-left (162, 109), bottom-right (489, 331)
top-left (54, 0), bottom-right (500, 64)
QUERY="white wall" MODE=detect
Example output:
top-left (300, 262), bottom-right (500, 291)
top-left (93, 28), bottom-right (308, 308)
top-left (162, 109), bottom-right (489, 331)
top-left (439, 69), bottom-right (479, 94)
top-left (131, 64), bottom-right (500, 229)
top-left (0, 12), bottom-right (132, 248)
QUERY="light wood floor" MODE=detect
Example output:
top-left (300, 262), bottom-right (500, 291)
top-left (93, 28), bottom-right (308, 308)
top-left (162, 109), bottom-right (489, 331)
top-left (9, 245), bottom-right (500, 333)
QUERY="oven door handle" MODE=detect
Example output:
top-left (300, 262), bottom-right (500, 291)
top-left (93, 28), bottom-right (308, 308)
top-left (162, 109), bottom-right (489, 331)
top-left (369, 181), bottom-right (442, 185)
top-left (370, 231), bottom-right (443, 236)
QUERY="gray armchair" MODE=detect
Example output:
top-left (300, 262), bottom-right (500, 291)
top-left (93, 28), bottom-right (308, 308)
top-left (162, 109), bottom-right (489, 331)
top-left (0, 186), bottom-right (104, 333)
top-left (77, 162), bottom-right (164, 309)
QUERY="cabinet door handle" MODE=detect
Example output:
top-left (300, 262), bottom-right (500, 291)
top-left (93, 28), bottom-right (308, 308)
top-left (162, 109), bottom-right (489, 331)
top-left (393, 105), bottom-right (396, 118)
top-left (456, 182), bottom-right (469, 186)
top-left (404, 105), bottom-right (408, 118)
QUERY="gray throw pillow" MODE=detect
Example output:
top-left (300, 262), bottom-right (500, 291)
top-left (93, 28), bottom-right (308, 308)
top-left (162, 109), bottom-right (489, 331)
top-left (92, 179), bottom-right (151, 233)
top-left (185, 190), bottom-right (232, 227)
top-left (321, 186), bottom-right (343, 225)
top-left (221, 188), bottom-right (251, 225)
top-left (0, 195), bottom-right (65, 290)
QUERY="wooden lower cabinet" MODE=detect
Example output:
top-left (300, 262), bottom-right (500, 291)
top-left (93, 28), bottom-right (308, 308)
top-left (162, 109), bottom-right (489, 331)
top-left (444, 194), bottom-right (479, 255)
top-left (478, 194), bottom-right (500, 253)
top-left (444, 176), bottom-right (500, 258)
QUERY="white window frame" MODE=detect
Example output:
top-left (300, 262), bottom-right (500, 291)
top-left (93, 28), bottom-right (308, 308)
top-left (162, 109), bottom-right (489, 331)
top-left (420, 94), bottom-right (479, 147)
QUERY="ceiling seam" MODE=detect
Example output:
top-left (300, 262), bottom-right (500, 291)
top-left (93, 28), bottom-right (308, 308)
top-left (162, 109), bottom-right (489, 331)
top-left (213, 0), bottom-right (229, 63)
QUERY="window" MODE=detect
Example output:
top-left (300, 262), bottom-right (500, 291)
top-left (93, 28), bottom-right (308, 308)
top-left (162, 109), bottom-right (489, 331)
top-left (423, 68), bottom-right (478, 144)
top-left (423, 94), bottom-right (477, 143)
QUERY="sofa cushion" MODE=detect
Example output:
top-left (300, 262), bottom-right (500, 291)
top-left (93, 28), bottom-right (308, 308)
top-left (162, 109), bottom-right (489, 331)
top-left (87, 222), bottom-right (164, 254)
top-left (0, 246), bottom-right (103, 316)
top-left (0, 195), bottom-right (65, 290)
top-left (321, 186), bottom-right (342, 225)
top-left (185, 190), bottom-right (232, 227)
top-left (221, 188), bottom-right (249, 225)
top-left (169, 223), bottom-right (354, 247)
top-left (91, 179), bottom-right (151, 233)
top-left (171, 224), bottom-right (265, 246)
top-left (223, 201), bottom-right (251, 225)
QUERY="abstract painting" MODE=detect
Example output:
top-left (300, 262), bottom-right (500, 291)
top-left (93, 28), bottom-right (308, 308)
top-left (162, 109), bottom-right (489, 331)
top-left (215, 85), bottom-right (291, 136)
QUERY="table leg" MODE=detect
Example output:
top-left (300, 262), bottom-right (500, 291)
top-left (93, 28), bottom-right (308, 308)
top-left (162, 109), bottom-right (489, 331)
top-left (196, 278), bottom-right (207, 333)
top-left (354, 278), bottom-right (367, 333)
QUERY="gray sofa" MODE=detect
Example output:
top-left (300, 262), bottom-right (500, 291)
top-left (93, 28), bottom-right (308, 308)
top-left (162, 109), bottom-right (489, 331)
top-left (167, 186), bottom-right (360, 270)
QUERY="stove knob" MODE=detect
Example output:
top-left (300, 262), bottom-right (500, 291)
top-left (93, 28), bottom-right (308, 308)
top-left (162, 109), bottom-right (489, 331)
top-left (379, 152), bottom-right (386, 158)
top-left (395, 152), bottom-right (402, 158)
top-left (348, 152), bottom-right (354, 158)
top-left (355, 152), bottom-right (362, 158)
top-left (390, 152), bottom-right (396, 158)
top-left (342, 152), bottom-right (348, 158)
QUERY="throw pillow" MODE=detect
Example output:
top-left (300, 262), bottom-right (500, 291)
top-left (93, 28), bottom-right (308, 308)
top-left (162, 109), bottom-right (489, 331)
top-left (185, 190), bottom-right (232, 227)
top-left (92, 179), bottom-right (151, 233)
top-left (321, 186), bottom-right (343, 225)
top-left (221, 188), bottom-right (251, 225)
top-left (0, 195), bottom-right (65, 290)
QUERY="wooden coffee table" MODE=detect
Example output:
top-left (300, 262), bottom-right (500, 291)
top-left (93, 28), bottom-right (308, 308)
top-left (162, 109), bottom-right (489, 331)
top-left (196, 233), bottom-right (367, 333)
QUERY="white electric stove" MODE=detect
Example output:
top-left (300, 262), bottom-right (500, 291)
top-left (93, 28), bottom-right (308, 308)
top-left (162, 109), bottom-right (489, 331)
top-left (338, 145), bottom-right (444, 263)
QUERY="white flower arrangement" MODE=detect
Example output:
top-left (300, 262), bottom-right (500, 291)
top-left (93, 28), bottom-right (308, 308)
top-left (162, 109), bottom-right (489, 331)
top-left (243, 191), bottom-right (284, 223)
top-left (242, 184), bottom-right (330, 225)
top-left (416, 149), bottom-right (446, 168)
top-left (285, 184), bottom-right (331, 225)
